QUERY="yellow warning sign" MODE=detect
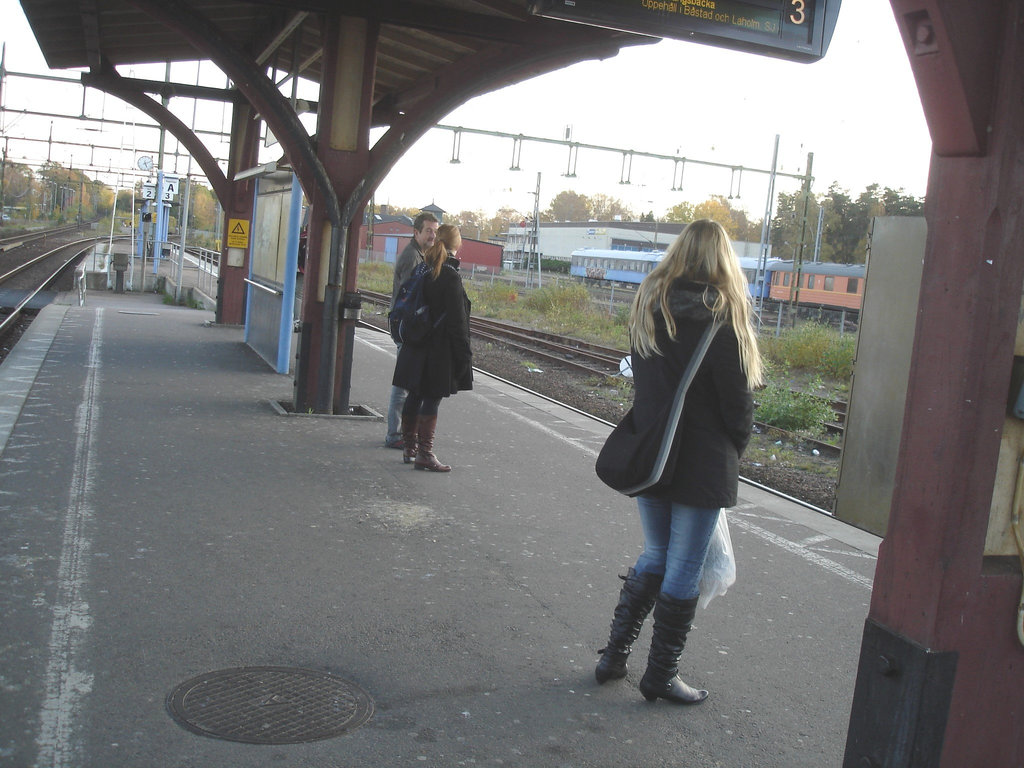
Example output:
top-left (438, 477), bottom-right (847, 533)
top-left (226, 218), bottom-right (250, 248)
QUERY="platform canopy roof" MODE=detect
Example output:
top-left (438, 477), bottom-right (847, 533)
top-left (18, 0), bottom-right (650, 127)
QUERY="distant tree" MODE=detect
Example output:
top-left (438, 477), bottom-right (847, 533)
top-left (729, 207), bottom-right (763, 242)
top-left (485, 206), bottom-right (527, 239)
top-left (1, 161), bottom-right (34, 214)
top-left (446, 209), bottom-right (488, 238)
top-left (189, 185), bottom-right (218, 232)
top-left (545, 190), bottom-right (591, 222)
top-left (772, 182), bottom-right (925, 264)
top-left (115, 189), bottom-right (135, 215)
top-left (589, 192), bottom-right (633, 221)
top-left (770, 189), bottom-right (820, 261)
top-left (879, 186), bottom-right (924, 216)
top-left (693, 195), bottom-right (740, 238)
top-left (663, 201), bottom-right (695, 223)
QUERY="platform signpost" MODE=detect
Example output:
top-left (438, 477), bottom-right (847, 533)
top-left (531, 0), bottom-right (840, 63)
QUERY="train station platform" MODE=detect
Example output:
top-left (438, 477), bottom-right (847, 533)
top-left (0, 288), bottom-right (881, 768)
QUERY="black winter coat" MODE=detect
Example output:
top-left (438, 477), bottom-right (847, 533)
top-left (392, 257), bottom-right (473, 398)
top-left (629, 280), bottom-right (753, 508)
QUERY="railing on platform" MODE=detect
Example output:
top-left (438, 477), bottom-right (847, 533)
top-left (157, 241), bottom-right (220, 300)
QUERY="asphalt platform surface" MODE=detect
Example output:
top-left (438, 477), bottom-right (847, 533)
top-left (0, 288), bottom-right (880, 768)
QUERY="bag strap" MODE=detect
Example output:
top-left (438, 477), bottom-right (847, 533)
top-left (642, 318), bottom-right (724, 491)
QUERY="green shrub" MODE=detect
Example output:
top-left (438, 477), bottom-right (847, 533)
top-left (524, 283), bottom-right (590, 313)
top-left (540, 258), bottom-right (570, 274)
top-left (463, 282), bottom-right (520, 320)
top-left (357, 262), bottom-right (394, 294)
top-left (760, 323), bottom-right (855, 380)
top-left (755, 384), bottom-right (835, 434)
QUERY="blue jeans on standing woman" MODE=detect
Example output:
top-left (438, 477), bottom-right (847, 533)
top-left (633, 496), bottom-right (721, 600)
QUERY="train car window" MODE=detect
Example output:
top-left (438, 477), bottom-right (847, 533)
top-left (824, 276), bottom-right (835, 291)
top-left (847, 278), bottom-right (859, 293)
top-left (807, 274), bottom-right (814, 288)
top-left (783, 273), bottom-right (791, 287)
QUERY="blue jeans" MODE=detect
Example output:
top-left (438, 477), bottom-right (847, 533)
top-left (386, 341), bottom-right (407, 446)
top-left (386, 384), bottom-right (408, 445)
top-left (633, 496), bottom-right (721, 600)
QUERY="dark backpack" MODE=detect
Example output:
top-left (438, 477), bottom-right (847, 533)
top-left (389, 262), bottom-right (446, 344)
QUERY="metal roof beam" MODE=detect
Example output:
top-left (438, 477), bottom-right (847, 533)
top-left (255, 10), bottom-right (310, 65)
top-left (79, 0), bottom-right (103, 70)
top-left (80, 62), bottom-right (231, 203)
top-left (81, 72), bottom-right (241, 103)
top-left (122, 0), bottom-right (340, 228)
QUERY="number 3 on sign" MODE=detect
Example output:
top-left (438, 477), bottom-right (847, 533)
top-left (789, 0), bottom-right (806, 24)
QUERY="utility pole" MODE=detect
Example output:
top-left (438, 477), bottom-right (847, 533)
top-left (790, 152), bottom-right (814, 324)
top-left (756, 135), bottom-right (780, 328)
top-left (175, 175), bottom-right (191, 302)
top-left (531, 171), bottom-right (542, 288)
top-left (0, 137), bottom-right (8, 221)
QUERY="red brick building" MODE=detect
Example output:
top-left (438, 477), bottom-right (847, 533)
top-left (358, 219), bottom-right (501, 275)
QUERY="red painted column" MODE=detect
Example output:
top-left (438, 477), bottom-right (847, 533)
top-left (216, 101), bottom-right (260, 325)
top-left (845, 2), bottom-right (1024, 765)
top-left (294, 15), bottom-right (376, 412)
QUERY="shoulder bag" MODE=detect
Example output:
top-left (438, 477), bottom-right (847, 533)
top-left (595, 319), bottom-right (723, 497)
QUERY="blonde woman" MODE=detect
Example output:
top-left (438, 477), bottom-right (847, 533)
top-left (392, 224), bottom-right (473, 472)
top-left (595, 219), bottom-right (762, 704)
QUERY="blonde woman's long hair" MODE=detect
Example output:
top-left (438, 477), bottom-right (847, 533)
top-left (629, 219), bottom-right (763, 388)
top-left (423, 224), bottom-right (462, 279)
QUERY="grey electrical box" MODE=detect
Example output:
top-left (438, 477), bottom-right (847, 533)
top-left (834, 217), bottom-right (927, 536)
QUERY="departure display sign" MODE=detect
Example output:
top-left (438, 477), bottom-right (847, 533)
top-left (531, 0), bottom-right (840, 63)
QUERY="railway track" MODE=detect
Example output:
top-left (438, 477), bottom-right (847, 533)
top-left (0, 223), bottom-right (83, 254)
top-left (361, 286), bottom-right (848, 458)
top-left (0, 236), bottom-right (100, 344)
top-left (362, 288), bottom-right (623, 378)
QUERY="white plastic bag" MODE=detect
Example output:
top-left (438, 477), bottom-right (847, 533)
top-left (698, 511), bottom-right (736, 609)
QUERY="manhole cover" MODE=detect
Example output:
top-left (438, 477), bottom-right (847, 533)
top-left (167, 666), bottom-right (374, 744)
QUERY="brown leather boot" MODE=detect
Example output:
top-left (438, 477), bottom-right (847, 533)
top-left (401, 413), bottom-right (418, 464)
top-left (414, 415), bottom-right (451, 472)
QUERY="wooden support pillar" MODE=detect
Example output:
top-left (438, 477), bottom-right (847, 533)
top-left (294, 15), bottom-right (376, 412)
top-left (216, 101), bottom-right (260, 325)
top-left (845, 2), bottom-right (1024, 765)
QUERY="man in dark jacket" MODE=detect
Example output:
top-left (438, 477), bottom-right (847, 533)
top-left (386, 212), bottom-right (439, 448)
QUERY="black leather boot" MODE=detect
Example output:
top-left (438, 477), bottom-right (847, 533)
top-left (594, 568), bottom-right (663, 684)
top-left (639, 593), bottom-right (708, 704)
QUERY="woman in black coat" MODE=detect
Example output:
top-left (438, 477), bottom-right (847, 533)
top-left (594, 219), bottom-right (763, 705)
top-left (392, 224), bottom-right (473, 472)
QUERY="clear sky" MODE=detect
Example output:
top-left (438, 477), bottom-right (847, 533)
top-left (1, 0), bottom-right (932, 220)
